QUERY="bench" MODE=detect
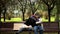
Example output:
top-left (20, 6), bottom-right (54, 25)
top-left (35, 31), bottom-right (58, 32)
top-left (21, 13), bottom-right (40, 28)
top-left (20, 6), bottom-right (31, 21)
top-left (0, 22), bottom-right (60, 33)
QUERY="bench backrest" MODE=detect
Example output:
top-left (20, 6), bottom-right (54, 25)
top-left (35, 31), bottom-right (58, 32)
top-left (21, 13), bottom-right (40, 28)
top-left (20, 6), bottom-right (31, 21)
top-left (43, 22), bottom-right (59, 32)
top-left (0, 22), bottom-right (59, 32)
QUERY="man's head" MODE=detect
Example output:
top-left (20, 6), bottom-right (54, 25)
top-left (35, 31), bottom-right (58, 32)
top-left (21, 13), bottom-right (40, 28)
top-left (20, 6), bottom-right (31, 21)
top-left (34, 13), bottom-right (40, 18)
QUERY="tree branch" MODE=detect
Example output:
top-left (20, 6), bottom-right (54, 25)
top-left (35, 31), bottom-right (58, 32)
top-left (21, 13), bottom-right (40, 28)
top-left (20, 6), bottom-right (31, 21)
top-left (50, 0), bottom-right (56, 10)
top-left (50, 0), bottom-right (56, 6)
top-left (50, 0), bottom-right (54, 6)
top-left (18, 0), bottom-right (22, 6)
top-left (42, 0), bottom-right (49, 6)
top-left (50, 4), bottom-right (54, 10)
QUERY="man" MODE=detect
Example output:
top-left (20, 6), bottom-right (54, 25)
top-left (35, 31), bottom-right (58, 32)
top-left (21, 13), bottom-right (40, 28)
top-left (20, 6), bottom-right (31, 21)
top-left (25, 13), bottom-right (44, 34)
top-left (16, 14), bottom-right (39, 34)
top-left (34, 16), bottom-right (44, 34)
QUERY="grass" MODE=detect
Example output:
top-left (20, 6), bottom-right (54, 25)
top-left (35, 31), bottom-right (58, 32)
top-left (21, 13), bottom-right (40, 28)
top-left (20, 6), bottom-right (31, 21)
top-left (42, 16), bottom-right (56, 22)
top-left (1, 16), bottom-right (56, 22)
top-left (1, 18), bottom-right (22, 22)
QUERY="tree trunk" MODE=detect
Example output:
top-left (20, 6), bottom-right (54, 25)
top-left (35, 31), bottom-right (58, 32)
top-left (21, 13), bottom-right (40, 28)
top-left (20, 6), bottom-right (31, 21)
top-left (23, 12), bottom-right (25, 21)
top-left (0, 9), bottom-right (2, 23)
top-left (3, 12), bottom-right (5, 22)
top-left (22, 7), bottom-right (25, 21)
top-left (48, 8), bottom-right (51, 23)
top-left (0, 7), bottom-right (3, 23)
top-left (3, 8), bottom-right (6, 22)
top-left (0, 12), bottom-right (1, 23)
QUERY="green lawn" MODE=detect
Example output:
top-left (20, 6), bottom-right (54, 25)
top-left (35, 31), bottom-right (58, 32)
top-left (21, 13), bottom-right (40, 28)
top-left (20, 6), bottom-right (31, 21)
top-left (1, 17), bottom-right (56, 22)
top-left (42, 17), bottom-right (55, 22)
top-left (1, 18), bottom-right (22, 22)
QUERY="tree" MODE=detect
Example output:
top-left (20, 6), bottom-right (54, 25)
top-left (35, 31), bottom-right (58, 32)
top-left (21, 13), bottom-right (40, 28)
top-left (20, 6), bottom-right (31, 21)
top-left (55, 0), bottom-right (60, 22)
top-left (29, 0), bottom-right (38, 15)
top-left (0, 6), bottom-right (2, 22)
top-left (56, 0), bottom-right (60, 33)
top-left (42, 0), bottom-right (56, 22)
top-left (0, 0), bottom-right (7, 22)
top-left (0, 0), bottom-right (4, 22)
top-left (18, 0), bottom-right (27, 21)
top-left (0, 0), bottom-right (11, 22)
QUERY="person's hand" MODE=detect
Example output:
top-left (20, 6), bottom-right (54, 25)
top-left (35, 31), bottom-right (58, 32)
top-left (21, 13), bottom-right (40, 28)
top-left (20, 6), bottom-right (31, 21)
top-left (36, 22), bottom-right (41, 24)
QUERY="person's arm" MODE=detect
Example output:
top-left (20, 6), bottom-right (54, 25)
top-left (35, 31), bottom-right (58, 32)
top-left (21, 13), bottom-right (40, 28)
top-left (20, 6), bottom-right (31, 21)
top-left (36, 18), bottom-right (42, 24)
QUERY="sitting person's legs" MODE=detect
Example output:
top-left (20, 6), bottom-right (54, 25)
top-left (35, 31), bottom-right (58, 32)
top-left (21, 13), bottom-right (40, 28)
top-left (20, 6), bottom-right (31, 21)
top-left (33, 26), bottom-right (44, 34)
top-left (34, 26), bottom-right (38, 34)
top-left (16, 24), bottom-right (32, 34)
top-left (16, 28), bottom-right (24, 34)
top-left (38, 26), bottom-right (43, 34)
top-left (16, 28), bottom-right (32, 34)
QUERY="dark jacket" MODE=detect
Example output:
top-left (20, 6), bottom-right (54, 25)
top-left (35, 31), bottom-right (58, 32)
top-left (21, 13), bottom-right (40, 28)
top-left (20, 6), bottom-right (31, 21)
top-left (24, 16), bottom-right (38, 27)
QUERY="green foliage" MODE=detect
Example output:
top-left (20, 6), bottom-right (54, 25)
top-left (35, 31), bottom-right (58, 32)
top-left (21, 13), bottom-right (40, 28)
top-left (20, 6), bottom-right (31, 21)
top-left (51, 6), bottom-right (57, 15)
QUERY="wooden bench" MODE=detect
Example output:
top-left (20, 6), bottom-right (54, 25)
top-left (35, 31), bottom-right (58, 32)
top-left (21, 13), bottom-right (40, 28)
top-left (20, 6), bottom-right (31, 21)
top-left (0, 23), bottom-right (13, 31)
top-left (43, 22), bottom-right (59, 32)
top-left (0, 22), bottom-right (60, 33)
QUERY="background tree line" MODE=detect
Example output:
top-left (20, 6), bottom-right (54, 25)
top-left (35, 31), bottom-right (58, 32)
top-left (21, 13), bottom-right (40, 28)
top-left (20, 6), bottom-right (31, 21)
top-left (0, 0), bottom-right (60, 23)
